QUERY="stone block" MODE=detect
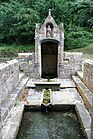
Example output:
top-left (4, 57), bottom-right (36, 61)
top-left (5, 123), bottom-right (19, 139)
top-left (1, 59), bottom-right (19, 104)
top-left (83, 59), bottom-right (93, 93)
top-left (75, 102), bottom-right (91, 130)
top-left (2, 98), bottom-right (14, 111)
top-left (1, 107), bottom-right (8, 122)
top-left (85, 128), bottom-right (91, 139)
top-left (68, 88), bottom-right (82, 103)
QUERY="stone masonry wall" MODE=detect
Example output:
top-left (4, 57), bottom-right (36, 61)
top-left (18, 53), bottom-right (39, 78)
top-left (18, 52), bottom-right (83, 78)
top-left (0, 59), bottom-right (19, 104)
top-left (0, 59), bottom-right (19, 133)
top-left (59, 52), bottom-right (83, 78)
top-left (18, 53), bottom-right (35, 76)
top-left (83, 59), bottom-right (93, 93)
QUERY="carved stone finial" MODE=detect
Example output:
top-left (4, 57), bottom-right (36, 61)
top-left (49, 9), bottom-right (51, 16)
top-left (36, 23), bottom-right (40, 31)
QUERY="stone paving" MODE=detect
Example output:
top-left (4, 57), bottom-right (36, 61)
top-left (52, 88), bottom-right (82, 105)
top-left (25, 78), bottom-right (77, 106)
top-left (26, 89), bottom-right (43, 105)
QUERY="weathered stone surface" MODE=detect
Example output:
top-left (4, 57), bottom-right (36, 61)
top-left (85, 129), bottom-right (91, 139)
top-left (0, 59), bottom-right (19, 104)
top-left (60, 78), bottom-right (76, 88)
top-left (52, 89), bottom-right (75, 105)
top-left (83, 59), bottom-right (93, 93)
top-left (77, 71), bottom-right (83, 81)
top-left (2, 98), bottom-right (14, 111)
top-left (5, 123), bottom-right (19, 139)
top-left (72, 75), bottom-right (93, 112)
top-left (24, 89), bottom-right (42, 105)
top-left (68, 88), bottom-right (82, 103)
top-left (1, 108), bottom-right (8, 123)
top-left (75, 102), bottom-right (91, 130)
top-left (75, 102), bottom-right (91, 138)
top-left (2, 102), bottom-right (24, 139)
top-left (72, 75), bottom-right (81, 84)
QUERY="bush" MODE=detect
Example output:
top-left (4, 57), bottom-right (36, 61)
top-left (65, 27), bottom-right (93, 50)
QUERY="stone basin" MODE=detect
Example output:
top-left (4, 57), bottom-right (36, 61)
top-left (34, 82), bottom-right (61, 90)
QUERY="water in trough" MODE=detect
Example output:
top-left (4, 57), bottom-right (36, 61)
top-left (17, 110), bottom-right (86, 139)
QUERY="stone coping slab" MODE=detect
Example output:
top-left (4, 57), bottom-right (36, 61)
top-left (84, 59), bottom-right (93, 65)
top-left (72, 75), bottom-right (93, 112)
top-left (2, 102), bottom-right (24, 139)
top-left (77, 71), bottom-right (83, 81)
top-left (75, 102), bottom-right (91, 139)
top-left (18, 53), bottom-right (33, 56)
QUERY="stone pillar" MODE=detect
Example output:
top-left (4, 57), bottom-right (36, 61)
top-left (60, 23), bottom-right (64, 64)
top-left (58, 44), bottom-right (64, 77)
top-left (38, 44), bottom-right (41, 77)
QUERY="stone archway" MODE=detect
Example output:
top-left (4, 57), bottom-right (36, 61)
top-left (41, 41), bottom-right (58, 78)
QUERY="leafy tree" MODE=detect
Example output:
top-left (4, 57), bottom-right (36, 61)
top-left (0, 0), bottom-right (93, 49)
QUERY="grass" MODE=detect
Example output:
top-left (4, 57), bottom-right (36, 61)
top-left (0, 44), bottom-right (35, 52)
top-left (0, 44), bottom-right (35, 62)
top-left (67, 44), bottom-right (93, 60)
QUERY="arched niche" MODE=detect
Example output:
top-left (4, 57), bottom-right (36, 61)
top-left (46, 22), bottom-right (54, 38)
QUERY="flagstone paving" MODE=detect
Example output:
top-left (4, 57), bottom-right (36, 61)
top-left (52, 88), bottom-right (82, 105)
top-left (25, 78), bottom-right (80, 105)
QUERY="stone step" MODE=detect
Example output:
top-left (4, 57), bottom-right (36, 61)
top-left (72, 75), bottom-right (93, 112)
top-left (76, 71), bottom-right (83, 81)
top-left (75, 102), bottom-right (91, 139)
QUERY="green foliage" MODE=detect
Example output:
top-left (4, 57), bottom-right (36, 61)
top-left (43, 89), bottom-right (51, 104)
top-left (0, 44), bottom-right (35, 58)
top-left (65, 26), bottom-right (93, 50)
top-left (0, 0), bottom-right (93, 49)
top-left (0, 0), bottom-right (39, 43)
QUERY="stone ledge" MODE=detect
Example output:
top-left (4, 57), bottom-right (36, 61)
top-left (1, 76), bottom-right (29, 129)
top-left (83, 59), bottom-right (93, 93)
top-left (1, 108), bottom-right (8, 126)
top-left (19, 72), bottom-right (25, 83)
top-left (85, 129), bottom-right (91, 139)
top-left (2, 102), bottom-right (24, 139)
top-left (75, 102), bottom-right (91, 139)
top-left (77, 71), bottom-right (83, 81)
top-left (72, 76), bottom-right (93, 112)
top-left (10, 76), bottom-right (29, 102)
top-left (2, 98), bottom-right (14, 112)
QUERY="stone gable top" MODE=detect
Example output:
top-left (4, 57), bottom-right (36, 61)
top-left (40, 9), bottom-right (58, 30)
top-left (35, 9), bottom-right (64, 43)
